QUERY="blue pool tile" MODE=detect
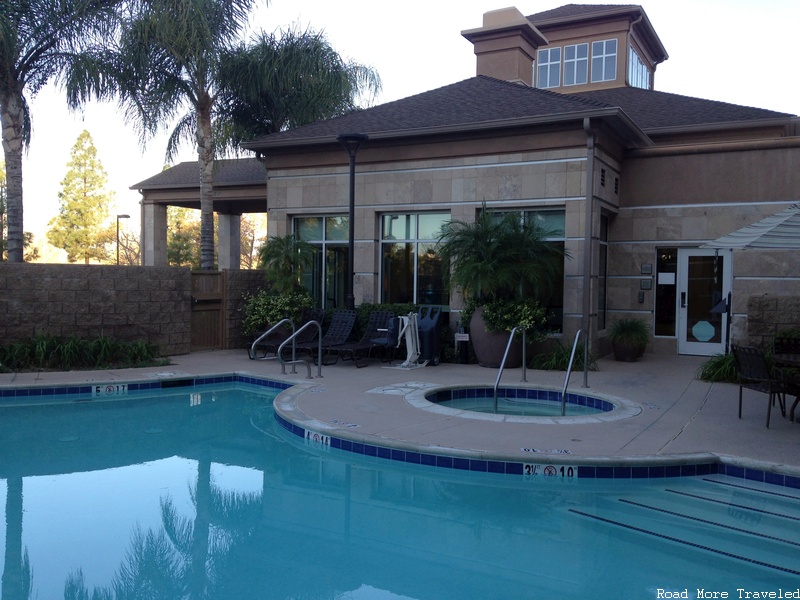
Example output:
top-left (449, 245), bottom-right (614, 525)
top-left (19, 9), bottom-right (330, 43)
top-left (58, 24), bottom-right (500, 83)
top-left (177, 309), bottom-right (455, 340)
top-left (405, 452), bottom-right (421, 464)
top-left (420, 453), bottom-right (437, 467)
top-left (452, 457), bottom-right (470, 471)
top-left (614, 466), bottom-right (632, 479)
top-left (723, 464), bottom-right (745, 479)
top-left (352, 442), bottom-right (364, 455)
top-left (680, 464), bottom-right (697, 477)
top-left (390, 449), bottom-right (406, 462)
top-left (487, 461), bottom-right (506, 474)
top-left (648, 465), bottom-right (666, 478)
top-left (505, 463), bottom-right (523, 475)
top-left (631, 466), bottom-right (649, 479)
top-left (785, 475), bottom-right (800, 490)
top-left (577, 466), bottom-right (596, 478)
top-left (764, 471), bottom-right (784, 486)
top-left (377, 447), bottom-right (391, 459)
top-left (330, 438), bottom-right (342, 449)
top-left (469, 459), bottom-right (488, 472)
top-left (340, 440), bottom-right (352, 452)
top-left (436, 456), bottom-right (453, 469)
top-left (364, 445), bottom-right (378, 457)
top-left (595, 466), bottom-right (614, 479)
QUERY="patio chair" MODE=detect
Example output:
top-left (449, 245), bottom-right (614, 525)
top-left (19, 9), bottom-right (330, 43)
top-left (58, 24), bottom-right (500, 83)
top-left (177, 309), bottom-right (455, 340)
top-left (326, 310), bottom-right (395, 368)
top-left (731, 344), bottom-right (788, 428)
top-left (295, 309), bottom-right (357, 365)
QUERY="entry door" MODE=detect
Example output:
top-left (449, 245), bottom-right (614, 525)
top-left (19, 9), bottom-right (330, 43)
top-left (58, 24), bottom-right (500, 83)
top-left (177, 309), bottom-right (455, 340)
top-left (677, 249), bottom-right (732, 355)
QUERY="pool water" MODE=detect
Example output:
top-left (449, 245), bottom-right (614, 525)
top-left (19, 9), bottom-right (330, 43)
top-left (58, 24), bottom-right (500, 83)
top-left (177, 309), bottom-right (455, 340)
top-left (1, 383), bottom-right (798, 599)
top-left (436, 394), bottom-right (604, 416)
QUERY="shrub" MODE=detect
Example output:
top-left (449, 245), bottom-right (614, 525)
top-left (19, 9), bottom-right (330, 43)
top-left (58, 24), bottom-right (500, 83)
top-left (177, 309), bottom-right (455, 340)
top-left (696, 352), bottom-right (738, 383)
top-left (0, 335), bottom-right (165, 372)
top-left (242, 289), bottom-right (314, 335)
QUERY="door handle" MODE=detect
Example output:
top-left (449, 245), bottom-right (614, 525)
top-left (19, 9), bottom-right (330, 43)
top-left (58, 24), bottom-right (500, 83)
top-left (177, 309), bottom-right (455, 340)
top-left (680, 292), bottom-right (686, 308)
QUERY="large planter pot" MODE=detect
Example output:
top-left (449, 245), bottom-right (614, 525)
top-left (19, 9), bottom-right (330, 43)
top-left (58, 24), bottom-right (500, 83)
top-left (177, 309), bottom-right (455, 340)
top-left (469, 308), bottom-right (522, 368)
top-left (611, 339), bottom-right (646, 362)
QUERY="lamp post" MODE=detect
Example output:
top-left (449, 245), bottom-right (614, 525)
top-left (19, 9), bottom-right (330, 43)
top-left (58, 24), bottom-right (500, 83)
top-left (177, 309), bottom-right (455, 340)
top-left (116, 214), bottom-right (130, 265)
top-left (336, 133), bottom-right (368, 310)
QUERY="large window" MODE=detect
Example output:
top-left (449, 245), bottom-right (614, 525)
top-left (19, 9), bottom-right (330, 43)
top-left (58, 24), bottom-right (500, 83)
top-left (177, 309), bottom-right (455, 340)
top-left (563, 43), bottom-right (588, 86)
top-left (628, 47), bottom-right (651, 90)
top-left (491, 209), bottom-right (566, 332)
top-left (295, 216), bottom-right (348, 309)
top-left (381, 213), bottom-right (449, 305)
top-left (591, 39), bottom-right (617, 82)
top-left (536, 47), bottom-right (561, 89)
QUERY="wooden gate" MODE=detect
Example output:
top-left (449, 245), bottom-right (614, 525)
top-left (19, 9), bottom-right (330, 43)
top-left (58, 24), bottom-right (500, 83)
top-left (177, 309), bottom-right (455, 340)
top-left (191, 271), bottom-right (226, 351)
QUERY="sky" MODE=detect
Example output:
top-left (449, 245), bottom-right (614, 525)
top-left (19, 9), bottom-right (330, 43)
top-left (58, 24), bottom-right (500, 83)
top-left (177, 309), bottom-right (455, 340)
top-left (18, 0), bottom-right (800, 257)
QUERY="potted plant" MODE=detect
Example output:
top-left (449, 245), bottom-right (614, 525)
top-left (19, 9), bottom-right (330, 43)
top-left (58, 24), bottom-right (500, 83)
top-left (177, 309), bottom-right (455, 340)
top-left (608, 318), bottom-right (649, 362)
top-left (438, 207), bottom-right (567, 367)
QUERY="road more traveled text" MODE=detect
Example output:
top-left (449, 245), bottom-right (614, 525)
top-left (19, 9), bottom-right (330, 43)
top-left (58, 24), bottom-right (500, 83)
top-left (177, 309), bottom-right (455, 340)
top-left (656, 590), bottom-right (800, 599)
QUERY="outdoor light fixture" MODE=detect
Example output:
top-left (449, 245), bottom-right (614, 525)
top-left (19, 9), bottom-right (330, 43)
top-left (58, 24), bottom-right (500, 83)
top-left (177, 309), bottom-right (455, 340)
top-left (116, 214), bottom-right (130, 265)
top-left (337, 133), bottom-right (369, 310)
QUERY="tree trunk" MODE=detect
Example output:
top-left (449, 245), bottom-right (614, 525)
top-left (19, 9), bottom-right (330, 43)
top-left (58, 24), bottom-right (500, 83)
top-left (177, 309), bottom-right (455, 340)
top-left (196, 98), bottom-right (215, 271)
top-left (1, 91), bottom-right (25, 263)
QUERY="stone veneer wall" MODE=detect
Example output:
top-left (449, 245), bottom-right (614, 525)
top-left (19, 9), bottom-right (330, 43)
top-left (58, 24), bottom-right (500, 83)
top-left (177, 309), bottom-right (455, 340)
top-left (0, 264), bottom-right (192, 356)
top-left (745, 295), bottom-right (800, 349)
top-left (224, 269), bottom-right (269, 349)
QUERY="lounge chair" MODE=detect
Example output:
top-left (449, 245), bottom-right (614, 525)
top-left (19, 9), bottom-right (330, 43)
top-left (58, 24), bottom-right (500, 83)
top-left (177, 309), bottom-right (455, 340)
top-left (295, 309), bottom-right (357, 365)
top-left (731, 344), bottom-right (789, 428)
top-left (327, 311), bottom-right (395, 367)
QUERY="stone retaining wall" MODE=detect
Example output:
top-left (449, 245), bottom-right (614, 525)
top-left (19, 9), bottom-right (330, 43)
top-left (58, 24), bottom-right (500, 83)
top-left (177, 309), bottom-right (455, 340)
top-left (0, 264), bottom-right (192, 356)
top-left (745, 295), bottom-right (800, 348)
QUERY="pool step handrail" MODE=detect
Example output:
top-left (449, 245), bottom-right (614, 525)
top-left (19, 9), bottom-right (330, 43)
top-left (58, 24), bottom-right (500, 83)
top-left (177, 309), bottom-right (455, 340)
top-left (278, 320), bottom-right (323, 379)
top-left (493, 326), bottom-right (528, 412)
top-left (249, 318), bottom-right (295, 360)
top-left (561, 329), bottom-right (590, 416)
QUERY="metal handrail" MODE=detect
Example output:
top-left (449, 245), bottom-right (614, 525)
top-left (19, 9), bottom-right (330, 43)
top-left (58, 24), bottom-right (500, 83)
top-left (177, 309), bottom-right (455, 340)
top-left (561, 329), bottom-right (590, 416)
top-left (249, 318), bottom-right (294, 360)
top-left (493, 326), bottom-right (528, 413)
top-left (278, 320), bottom-right (323, 379)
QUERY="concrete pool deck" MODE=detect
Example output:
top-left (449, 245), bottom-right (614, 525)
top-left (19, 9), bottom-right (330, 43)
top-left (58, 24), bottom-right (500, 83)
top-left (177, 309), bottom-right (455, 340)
top-left (2, 350), bottom-right (799, 475)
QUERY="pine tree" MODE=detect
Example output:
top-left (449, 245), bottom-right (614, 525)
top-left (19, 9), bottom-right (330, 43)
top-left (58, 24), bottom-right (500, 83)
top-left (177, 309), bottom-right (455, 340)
top-left (47, 131), bottom-right (114, 264)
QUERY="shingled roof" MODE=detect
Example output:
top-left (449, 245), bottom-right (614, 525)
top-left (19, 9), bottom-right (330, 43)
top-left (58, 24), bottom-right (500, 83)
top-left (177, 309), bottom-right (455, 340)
top-left (131, 157), bottom-right (264, 190)
top-left (243, 75), bottom-right (794, 153)
top-left (528, 3), bottom-right (642, 23)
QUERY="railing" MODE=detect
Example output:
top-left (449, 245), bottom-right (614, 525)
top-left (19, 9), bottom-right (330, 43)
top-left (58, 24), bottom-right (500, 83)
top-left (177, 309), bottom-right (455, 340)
top-left (493, 326), bottom-right (528, 413)
top-left (278, 320), bottom-right (323, 379)
top-left (561, 329), bottom-right (589, 416)
top-left (248, 318), bottom-right (294, 360)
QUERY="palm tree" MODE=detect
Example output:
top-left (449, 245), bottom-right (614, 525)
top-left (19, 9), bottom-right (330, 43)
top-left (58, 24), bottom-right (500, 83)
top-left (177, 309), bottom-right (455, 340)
top-left (0, 0), bottom-right (120, 263)
top-left (215, 27), bottom-right (382, 151)
top-left (65, 0), bottom-right (260, 270)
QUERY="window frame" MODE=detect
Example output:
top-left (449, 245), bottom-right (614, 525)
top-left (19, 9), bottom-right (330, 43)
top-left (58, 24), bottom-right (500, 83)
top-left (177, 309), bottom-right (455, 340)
top-left (591, 38), bottom-right (618, 83)
top-left (536, 47), bottom-right (562, 89)
top-left (379, 212), bottom-right (450, 306)
top-left (563, 43), bottom-right (589, 86)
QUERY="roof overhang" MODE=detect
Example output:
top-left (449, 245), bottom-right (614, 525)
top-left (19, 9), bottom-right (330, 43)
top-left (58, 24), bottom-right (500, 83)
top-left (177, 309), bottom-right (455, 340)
top-left (242, 107), bottom-right (652, 157)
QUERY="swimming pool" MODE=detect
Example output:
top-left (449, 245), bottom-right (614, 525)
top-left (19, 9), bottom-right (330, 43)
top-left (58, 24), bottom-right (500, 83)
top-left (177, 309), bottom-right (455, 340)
top-left (1, 379), bottom-right (799, 598)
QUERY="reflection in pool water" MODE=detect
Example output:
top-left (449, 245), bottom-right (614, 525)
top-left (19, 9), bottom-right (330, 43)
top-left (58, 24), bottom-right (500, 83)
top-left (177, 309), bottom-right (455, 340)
top-left (1, 383), bottom-right (798, 599)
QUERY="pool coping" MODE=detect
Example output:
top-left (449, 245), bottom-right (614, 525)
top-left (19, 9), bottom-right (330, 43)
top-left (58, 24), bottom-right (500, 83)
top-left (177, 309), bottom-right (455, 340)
top-left (2, 369), bottom-right (800, 489)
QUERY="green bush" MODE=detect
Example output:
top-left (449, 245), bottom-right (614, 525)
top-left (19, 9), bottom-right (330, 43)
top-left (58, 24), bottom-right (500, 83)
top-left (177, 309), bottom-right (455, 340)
top-left (242, 289), bottom-right (314, 335)
top-left (696, 352), bottom-right (738, 383)
top-left (0, 334), bottom-right (165, 372)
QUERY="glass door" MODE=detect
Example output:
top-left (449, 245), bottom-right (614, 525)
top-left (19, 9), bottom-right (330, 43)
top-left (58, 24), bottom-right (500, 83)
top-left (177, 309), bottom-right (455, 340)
top-left (677, 248), bottom-right (732, 355)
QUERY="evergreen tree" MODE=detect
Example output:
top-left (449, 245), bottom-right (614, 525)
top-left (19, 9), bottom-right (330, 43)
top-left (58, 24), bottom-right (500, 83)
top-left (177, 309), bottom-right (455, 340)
top-left (47, 131), bottom-right (114, 264)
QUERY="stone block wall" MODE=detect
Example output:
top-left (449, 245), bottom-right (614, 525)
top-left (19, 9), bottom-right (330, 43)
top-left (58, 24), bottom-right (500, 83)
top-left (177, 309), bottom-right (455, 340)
top-left (745, 295), bottom-right (800, 349)
top-left (0, 264), bottom-right (192, 356)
